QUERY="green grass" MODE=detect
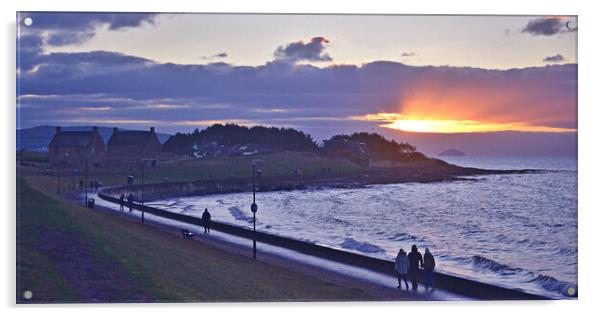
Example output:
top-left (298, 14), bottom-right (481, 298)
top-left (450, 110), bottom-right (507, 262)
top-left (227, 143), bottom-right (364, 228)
top-left (17, 177), bottom-right (374, 303)
top-left (30, 151), bottom-right (365, 189)
top-left (17, 150), bottom-right (49, 163)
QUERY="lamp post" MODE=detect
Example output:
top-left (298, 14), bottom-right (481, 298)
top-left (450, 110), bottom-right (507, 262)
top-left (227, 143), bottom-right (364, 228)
top-left (56, 164), bottom-right (60, 195)
top-left (251, 161), bottom-right (262, 260)
top-left (140, 160), bottom-right (145, 224)
top-left (84, 158), bottom-right (88, 207)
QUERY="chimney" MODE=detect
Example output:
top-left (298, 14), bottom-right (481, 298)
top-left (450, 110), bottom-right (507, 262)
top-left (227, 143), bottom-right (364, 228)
top-left (92, 126), bottom-right (98, 133)
top-left (150, 127), bottom-right (155, 133)
top-left (113, 127), bottom-right (118, 134)
top-left (56, 126), bottom-right (61, 134)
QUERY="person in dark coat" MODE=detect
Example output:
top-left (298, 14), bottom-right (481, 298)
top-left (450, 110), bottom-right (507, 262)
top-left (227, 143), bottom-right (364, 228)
top-left (201, 208), bottom-right (212, 234)
top-left (119, 194), bottom-right (125, 211)
top-left (407, 244), bottom-right (423, 290)
top-left (423, 248), bottom-right (436, 290)
top-left (127, 193), bottom-right (134, 212)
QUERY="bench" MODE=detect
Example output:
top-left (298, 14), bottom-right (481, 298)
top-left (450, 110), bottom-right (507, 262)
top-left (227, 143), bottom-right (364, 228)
top-left (181, 229), bottom-right (196, 239)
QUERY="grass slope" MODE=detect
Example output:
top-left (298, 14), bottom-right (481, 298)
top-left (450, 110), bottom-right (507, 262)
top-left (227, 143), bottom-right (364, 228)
top-left (16, 178), bottom-right (374, 303)
top-left (21, 151), bottom-right (364, 190)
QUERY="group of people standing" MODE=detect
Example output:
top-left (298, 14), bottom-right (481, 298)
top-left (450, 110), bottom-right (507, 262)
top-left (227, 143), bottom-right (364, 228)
top-left (394, 245), bottom-right (436, 291)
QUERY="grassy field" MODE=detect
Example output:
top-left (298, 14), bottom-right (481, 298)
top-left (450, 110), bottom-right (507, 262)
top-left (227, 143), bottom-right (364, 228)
top-left (19, 151), bottom-right (364, 191)
top-left (16, 176), bottom-right (375, 303)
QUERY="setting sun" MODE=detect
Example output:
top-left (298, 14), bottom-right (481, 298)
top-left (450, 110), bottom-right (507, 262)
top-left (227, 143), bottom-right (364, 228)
top-left (354, 113), bottom-right (576, 133)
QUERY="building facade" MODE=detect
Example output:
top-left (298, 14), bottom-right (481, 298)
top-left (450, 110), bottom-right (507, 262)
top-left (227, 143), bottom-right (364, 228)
top-left (48, 126), bottom-right (106, 170)
top-left (106, 127), bottom-right (162, 169)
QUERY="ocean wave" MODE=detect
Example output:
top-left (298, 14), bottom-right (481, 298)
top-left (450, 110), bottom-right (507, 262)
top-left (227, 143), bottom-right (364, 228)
top-left (340, 238), bottom-right (386, 254)
top-left (228, 206), bottom-right (253, 223)
top-left (528, 274), bottom-right (578, 297)
top-left (472, 255), bottom-right (577, 297)
top-left (471, 255), bottom-right (525, 275)
top-left (323, 216), bottom-right (351, 226)
top-left (388, 232), bottom-right (422, 242)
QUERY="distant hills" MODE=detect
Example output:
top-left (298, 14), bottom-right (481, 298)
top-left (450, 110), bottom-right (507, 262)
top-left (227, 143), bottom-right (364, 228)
top-left (439, 148), bottom-right (466, 156)
top-left (17, 126), bottom-right (172, 152)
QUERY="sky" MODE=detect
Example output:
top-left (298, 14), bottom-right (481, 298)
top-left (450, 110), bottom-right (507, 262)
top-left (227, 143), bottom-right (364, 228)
top-left (16, 12), bottom-right (578, 155)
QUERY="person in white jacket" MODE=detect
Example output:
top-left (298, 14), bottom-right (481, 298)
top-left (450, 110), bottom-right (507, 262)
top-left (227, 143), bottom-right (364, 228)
top-left (394, 248), bottom-right (410, 290)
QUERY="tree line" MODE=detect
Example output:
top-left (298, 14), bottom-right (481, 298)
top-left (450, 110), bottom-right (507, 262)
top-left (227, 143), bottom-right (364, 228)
top-left (162, 123), bottom-right (426, 161)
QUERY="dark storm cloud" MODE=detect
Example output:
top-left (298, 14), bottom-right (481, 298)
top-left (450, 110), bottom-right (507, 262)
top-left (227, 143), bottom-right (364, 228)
top-left (274, 37), bottom-right (333, 63)
top-left (543, 54), bottom-right (565, 63)
top-left (522, 17), bottom-right (576, 36)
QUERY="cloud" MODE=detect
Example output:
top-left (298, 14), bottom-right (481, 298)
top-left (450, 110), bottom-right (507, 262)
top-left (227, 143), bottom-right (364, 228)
top-left (16, 20), bottom-right (576, 139)
top-left (17, 44), bottom-right (577, 139)
top-left (274, 36), bottom-right (332, 63)
top-left (200, 52), bottom-right (228, 60)
top-left (46, 30), bottom-right (96, 46)
top-left (18, 12), bottom-right (159, 49)
top-left (543, 54), bottom-right (565, 63)
top-left (401, 52), bottom-right (417, 57)
top-left (20, 12), bottom-right (158, 32)
top-left (522, 17), bottom-right (576, 36)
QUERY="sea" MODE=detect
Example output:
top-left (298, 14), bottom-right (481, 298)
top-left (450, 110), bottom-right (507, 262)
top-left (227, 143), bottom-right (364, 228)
top-left (148, 156), bottom-right (578, 299)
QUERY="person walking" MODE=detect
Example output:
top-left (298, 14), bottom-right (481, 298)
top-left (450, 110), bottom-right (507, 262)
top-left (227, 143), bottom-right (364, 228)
top-left (423, 248), bottom-right (436, 291)
top-left (407, 244), bottom-right (423, 290)
top-left (202, 208), bottom-right (212, 234)
top-left (394, 248), bottom-right (410, 290)
top-left (119, 194), bottom-right (125, 211)
top-left (127, 193), bottom-right (134, 212)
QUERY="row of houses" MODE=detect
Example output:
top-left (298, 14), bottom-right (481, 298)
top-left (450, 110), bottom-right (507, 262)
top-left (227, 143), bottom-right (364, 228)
top-left (48, 126), bottom-right (162, 170)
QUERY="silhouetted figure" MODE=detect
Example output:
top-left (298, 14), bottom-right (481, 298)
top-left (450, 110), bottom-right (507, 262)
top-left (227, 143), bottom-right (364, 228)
top-left (423, 248), bottom-right (436, 290)
top-left (127, 193), bottom-right (134, 212)
top-left (89, 181), bottom-right (95, 192)
top-left (79, 180), bottom-right (84, 189)
top-left (408, 244), bottom-right (423, 290)
top-left (394, 248), bottom-right (409, 290)
top-left (119, 194), bottom-right (125, 211)
top-left (201, 208), bottom-right (212, 234)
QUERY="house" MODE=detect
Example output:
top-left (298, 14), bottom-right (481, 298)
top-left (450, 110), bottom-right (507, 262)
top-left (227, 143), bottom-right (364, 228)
top-left (106, 127), bottom-right (162, 169)
top-left (48, 126), bottom-right (106, 170)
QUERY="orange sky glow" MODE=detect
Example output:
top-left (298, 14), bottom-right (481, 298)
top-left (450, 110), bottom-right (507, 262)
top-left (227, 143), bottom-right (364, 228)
top-left (354, 113), bottom-right (576, 133)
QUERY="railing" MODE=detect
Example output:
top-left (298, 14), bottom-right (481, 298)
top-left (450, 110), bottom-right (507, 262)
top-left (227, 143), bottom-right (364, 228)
top-left (97, 191), bottom-right (549, 300)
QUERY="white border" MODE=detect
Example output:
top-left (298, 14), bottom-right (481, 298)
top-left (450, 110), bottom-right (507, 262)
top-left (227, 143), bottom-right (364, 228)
top-left (3, 0), bottom-right (600, 315)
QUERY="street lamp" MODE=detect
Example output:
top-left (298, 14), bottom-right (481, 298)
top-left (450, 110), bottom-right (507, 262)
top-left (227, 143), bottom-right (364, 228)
top-left (84, 158), bottom-right (88, 207)
top-left (251, 160), bottom-right (263, 260)
top-left (56, 163), bottom-right (60, 195)
top-left (140, 160), bottom-right (145, 225)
